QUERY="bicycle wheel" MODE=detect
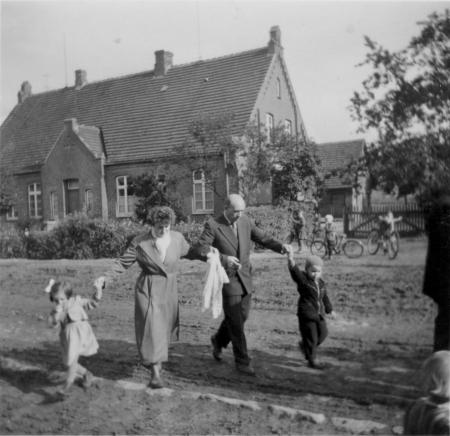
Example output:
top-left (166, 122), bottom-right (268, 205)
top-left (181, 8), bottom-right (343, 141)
top-left (343, 239), bottom-right (364, 258)
top-left (388, 231), bottom-right (400, 259)
top-left (311, 240), bottom-right (326, 257)
top-left (367, 229), bottom-right (380, 255)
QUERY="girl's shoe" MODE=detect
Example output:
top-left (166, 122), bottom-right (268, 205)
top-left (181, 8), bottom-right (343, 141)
top-left (81, 370), bottom-right (94, 389)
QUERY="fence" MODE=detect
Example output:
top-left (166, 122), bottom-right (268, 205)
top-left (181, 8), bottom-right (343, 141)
top-left (343, 203), bottom-right (425, 238)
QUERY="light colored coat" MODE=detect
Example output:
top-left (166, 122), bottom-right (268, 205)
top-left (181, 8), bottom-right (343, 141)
top-left (106, 231), bottom-right (190, 364)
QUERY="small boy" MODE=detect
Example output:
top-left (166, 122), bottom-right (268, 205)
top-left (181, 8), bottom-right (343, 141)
top-left (287, 248), bottom-right (334, 369)
top-left (324, 214), bottom-right (337, 260)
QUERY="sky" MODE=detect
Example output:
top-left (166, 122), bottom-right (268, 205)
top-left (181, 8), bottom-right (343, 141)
top-left (0, 0), bottom-right (447, 143)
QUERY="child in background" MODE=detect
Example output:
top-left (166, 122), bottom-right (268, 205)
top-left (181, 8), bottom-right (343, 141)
top-left (403, 350), bottom-right (450, 435)
top-left (324, 214), bottom-right (337, 260)
top-left (287, 248), bottom-right (335, 369)
top-left (379, 210), bottom-right (402, 254)
top-left (46, 278), bottom-right (102, 396)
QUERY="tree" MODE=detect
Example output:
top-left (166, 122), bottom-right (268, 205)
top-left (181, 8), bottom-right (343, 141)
top-left (350, 10), bottom-right (450, 203)
top-left (239, 123), bottom-right (324, 205)
top-left (350, 10), bottom-right (450, 351)
top-left (130, 173), bottom-right (186, 223)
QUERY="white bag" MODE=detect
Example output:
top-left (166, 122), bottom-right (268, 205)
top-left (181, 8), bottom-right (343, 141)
top-left (202, 247), bottom-right (229, 319)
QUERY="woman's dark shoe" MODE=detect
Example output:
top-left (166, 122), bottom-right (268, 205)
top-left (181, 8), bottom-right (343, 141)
top-left (307, 360), bottom-right (324, 370)
top-left (148, 363), bottom-right (164, 389)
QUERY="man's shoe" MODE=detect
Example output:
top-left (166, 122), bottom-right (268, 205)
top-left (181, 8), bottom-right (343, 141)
top-left (235, 363), bottom-right (256, 376)
top-left (211, 335), bottom-right (222, 362)
top-left (149, 375), bottom-right (164, 389)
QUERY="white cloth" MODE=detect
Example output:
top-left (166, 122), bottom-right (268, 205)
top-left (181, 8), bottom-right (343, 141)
top-left (202, 247), bottom-right (229, 319)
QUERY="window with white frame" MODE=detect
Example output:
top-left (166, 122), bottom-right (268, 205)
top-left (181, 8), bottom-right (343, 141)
top-left (276, 78), bottom-right (281, 99)
top-left (192, 170), bottom-right (214, 213)
top-left (28, 183), bottom-right (42, 218)
top-left (285, 119), bottom-right (292, 135)
top-left (85, 189), bottom-right (93, 213)
top-left (6, 205), bottom-right (18, 221)
top-left (49, 192), bottom-right (58, 220)
top-left (116, 176), bottom-right (135, 217)
top-left (266, 113), bottom-right (274, 142)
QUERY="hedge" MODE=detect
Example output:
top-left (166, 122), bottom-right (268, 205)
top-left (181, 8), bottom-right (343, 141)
top-left (0, 204), bottom-right (316, 259)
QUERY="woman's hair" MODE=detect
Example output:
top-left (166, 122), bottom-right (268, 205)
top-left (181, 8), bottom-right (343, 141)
top-left (146, 206), bottom-right (175, 226)
top-left (49, 281), bottom-right (73, 302)
top-left (421, 350), bottom-right (450, 399)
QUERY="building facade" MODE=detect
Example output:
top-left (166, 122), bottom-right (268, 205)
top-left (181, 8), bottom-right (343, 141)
top-left (0, 26), bottom-right (307, 228)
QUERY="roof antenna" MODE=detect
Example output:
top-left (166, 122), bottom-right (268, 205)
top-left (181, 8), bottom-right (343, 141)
top-left (196, 1), bottom-right (202, 60)
top-left (63, 33), bottom-right (68, 87)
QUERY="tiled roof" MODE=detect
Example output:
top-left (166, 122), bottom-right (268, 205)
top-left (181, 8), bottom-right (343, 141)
top-left (77, 125), bottom-right (103, 158)
top-left (1, 47), bottom-right (273, 172)
top-left (316, 139), bottom-right (365, 188)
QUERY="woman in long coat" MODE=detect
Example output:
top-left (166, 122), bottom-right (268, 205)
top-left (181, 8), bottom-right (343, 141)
top-left (96, 206), bottom-right (195, 388)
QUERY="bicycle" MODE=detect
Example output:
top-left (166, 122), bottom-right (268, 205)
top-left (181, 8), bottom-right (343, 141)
top-left (310, 233), bottom-right (364, 259)
top-left (366, 227), bottom-right (400, 260)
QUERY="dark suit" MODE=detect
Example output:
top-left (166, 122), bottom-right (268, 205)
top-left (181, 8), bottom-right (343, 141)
top-left (195, 213), bottom-right (284, 365)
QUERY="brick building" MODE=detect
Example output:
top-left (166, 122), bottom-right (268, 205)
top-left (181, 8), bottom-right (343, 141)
top-left (0, 26), bottom-right (308, 228)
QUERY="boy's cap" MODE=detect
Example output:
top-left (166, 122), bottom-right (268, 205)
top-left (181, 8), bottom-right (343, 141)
top-left (305, 255), bottom-right (323, 268)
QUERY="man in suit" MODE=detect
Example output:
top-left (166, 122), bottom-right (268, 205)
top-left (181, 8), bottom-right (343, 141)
top-left (195, 194), bottom-right (290, 375)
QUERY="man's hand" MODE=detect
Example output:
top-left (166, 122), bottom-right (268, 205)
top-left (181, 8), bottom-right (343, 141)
top-left (226, 256), bottom-right (241, 270)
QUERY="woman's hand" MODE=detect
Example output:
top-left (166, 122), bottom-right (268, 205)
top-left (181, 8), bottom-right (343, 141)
top-left (94, 276), bottom-right (106, 299)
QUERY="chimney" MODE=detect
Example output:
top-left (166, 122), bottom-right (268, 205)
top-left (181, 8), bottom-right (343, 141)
top-left (267, 25), bottom-right (282, 55)
top-left (17, 81), bottom-right (32, 103)
top-left (64, 118), bottom-right (79, 134)
top-left (154, 50), bottom-right (173, 77)
top-left (75, 69), bottom-right (87, 89)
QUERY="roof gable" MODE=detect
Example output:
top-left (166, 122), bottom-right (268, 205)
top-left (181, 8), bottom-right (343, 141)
top-left (1, 47), bottom-right (273, 172)
top-left (317, 139), bottom-right (365, 188)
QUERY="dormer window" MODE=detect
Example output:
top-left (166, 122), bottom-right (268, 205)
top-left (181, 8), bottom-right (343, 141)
top-left (277, 78), bottom-right (281, 99)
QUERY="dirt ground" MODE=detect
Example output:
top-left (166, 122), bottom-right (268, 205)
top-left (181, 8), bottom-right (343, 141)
top-left (0, 238), bottom-right (436, 435)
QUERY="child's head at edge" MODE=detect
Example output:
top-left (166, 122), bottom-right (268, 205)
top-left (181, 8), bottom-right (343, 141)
top-left (421, 350), bottom-right (450, 400)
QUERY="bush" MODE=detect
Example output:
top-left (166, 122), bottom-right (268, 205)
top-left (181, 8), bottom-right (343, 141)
top-left (246, 205), bottom-right (291, 242)
top-left (0, 214), bottom-right (144, 259)
top-left (0, 229), bottom-right (26, 258)
top-left (173, 220), bottom-right (207, 245)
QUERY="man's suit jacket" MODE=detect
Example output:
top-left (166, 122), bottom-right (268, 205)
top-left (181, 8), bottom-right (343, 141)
top-left (195, 214), bottom-right (284, 297)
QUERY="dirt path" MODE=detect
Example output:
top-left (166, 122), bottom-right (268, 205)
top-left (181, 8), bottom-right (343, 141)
top-left (0, 239), bottom-right (434, 434)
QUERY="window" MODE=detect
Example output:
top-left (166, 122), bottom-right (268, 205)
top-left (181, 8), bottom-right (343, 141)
top-left (266, 113), bottom-right (274, 142)
top-left (192, 170), bottom-right (214, 213)
top-left (49, 192), bottom-right (58, 220)
top-left (276, 78), bottom-right (281, 99)
top-left (285, 119), bottom-right (292, 135)
top-left (116, 176), bottom-right (135, 217)
top-left (28, 183), bottom-right (42, 218)
top-left (85, 189), bottom-right (93, 213)
top-left (64, 179), bottom-right (80, 215)
top-left (6, 205), bottom-right (18, 221)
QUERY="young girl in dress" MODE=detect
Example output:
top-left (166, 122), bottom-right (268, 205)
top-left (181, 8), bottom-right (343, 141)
top-left (45, 278), bottom-right (102, 394)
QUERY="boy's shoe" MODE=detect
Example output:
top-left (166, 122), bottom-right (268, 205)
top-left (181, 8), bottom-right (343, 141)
top-left (235, 362), bottom-right (256, 376)
top-left (211, 335), bottom-right (222, 362)
top-left (81, 370), bottom-right (94, 389)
